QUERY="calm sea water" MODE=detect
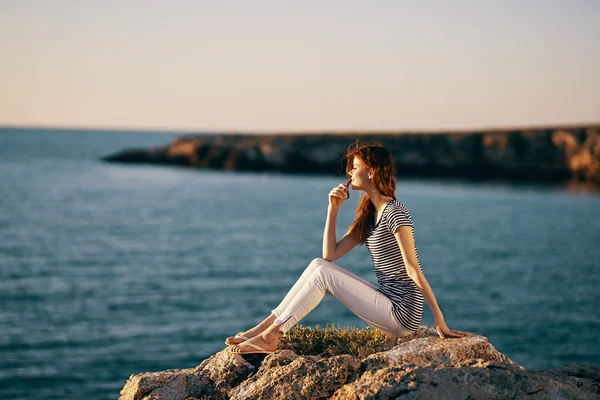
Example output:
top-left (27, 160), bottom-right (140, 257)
top-left (0, 127), bottom-right (599, 399)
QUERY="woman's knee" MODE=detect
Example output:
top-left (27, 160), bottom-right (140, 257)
top-left (306, 257), bottom-right (334, 274)
top-left (310, 257), bottom-right (342, 274)
top-left (305, 258), bottom-right (321, 274)
top-left (303, 259), bottom-right (340, 283)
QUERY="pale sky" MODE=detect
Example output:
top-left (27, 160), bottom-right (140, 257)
top-left (1, 0), bottom-right (599, 133)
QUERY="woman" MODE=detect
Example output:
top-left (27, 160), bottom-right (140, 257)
top-left (227, 141), bottom-right (466, 354)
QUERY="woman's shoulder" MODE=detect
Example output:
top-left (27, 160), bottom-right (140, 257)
top-left (387, 198), bottom-right (409, 213)
top-left (385, 199), bottom-right (414, 228)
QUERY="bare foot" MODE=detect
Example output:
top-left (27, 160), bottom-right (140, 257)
top-left (230, 331), bottom-right (280, 354)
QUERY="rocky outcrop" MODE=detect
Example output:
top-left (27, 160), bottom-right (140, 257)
top-left (119, 327), bottom-right (600, 399)
top-left (101, 125), bottom-right (600, 186)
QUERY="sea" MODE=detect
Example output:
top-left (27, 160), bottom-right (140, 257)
top-left (0, 126), bottom-right (599, 399)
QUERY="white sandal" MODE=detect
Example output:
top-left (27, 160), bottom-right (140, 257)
top-left (228, 341), bottom-right (276, 354)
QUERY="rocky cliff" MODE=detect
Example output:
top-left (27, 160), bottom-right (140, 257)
top-left (119, 327), bottom-right (599, 399)
top-left (101, 125), bottom-right (600, 186)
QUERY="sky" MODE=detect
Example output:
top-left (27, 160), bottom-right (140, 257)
top-left (1, 0), bottom-right (599, 133)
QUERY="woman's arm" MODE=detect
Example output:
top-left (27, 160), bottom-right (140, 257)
top-left (322, 205), bottom-right (359, 261)
top-left (393, 225), bottom-right (467, 339)
top-left (407, 268), bottom-right (444, 320)
top-left (323, 183), bottom-right (358, 261)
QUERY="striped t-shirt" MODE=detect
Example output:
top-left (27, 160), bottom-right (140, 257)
top-left (365, 199), bottom-right (424, 332)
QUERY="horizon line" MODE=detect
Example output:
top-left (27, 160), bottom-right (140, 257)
top-left (1, 121), bottom-right (599, 135)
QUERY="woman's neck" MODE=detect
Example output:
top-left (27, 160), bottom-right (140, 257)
top-left (369, 192), bottom-right (393, 211)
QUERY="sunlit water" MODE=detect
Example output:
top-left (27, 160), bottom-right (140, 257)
top-left (0, 127), bottom-right (599, 399)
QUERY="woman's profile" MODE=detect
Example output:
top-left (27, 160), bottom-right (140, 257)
top-left (227, 140), bottom-right (466, 354)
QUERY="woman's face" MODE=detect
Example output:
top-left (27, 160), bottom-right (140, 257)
top-left (348, 156), bottom-right (372, 190)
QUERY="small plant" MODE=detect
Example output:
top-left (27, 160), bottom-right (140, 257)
top-left (279, 323), bottom-right (414, 359)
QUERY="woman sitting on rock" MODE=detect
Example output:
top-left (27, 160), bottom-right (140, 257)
top-left (227, 141), bottom-right (467, 354)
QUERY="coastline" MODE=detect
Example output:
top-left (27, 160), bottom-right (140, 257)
top-left (101, 124), bottom-right (600, 188)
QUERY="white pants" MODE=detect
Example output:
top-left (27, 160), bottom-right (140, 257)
top-left (271, 257), bottom-right (412, 337)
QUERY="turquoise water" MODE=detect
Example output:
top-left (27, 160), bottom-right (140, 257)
top-left (1, 127), bottom-right (599, 399)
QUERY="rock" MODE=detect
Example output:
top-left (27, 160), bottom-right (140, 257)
top-left (229, 351), bottom-right (361, 400)
top-left (101, 125), bottom-right (600, 187)
top-left (119, 350), bottom-right (255, 400)
top-left (118, 327), bottom-right (600, 400)
top-left (331, 363), bottom-right (600, 399)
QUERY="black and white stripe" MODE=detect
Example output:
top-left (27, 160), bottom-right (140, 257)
top-left (365, 199), bottom-right (424, 332)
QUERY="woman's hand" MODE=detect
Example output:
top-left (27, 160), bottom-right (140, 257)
top-left (328, 183), bottom-right (348, 209)
top-left (434, 317), bottom-right (469, 340)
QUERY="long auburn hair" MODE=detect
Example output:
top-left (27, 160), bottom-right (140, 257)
top-left (344, 140), bottom-right (397, 245)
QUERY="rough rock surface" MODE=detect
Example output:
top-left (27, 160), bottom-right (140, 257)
top-left (101, 125), bottom-right (600, 186)
top-left (119, 327), bottom-right (600, 399)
